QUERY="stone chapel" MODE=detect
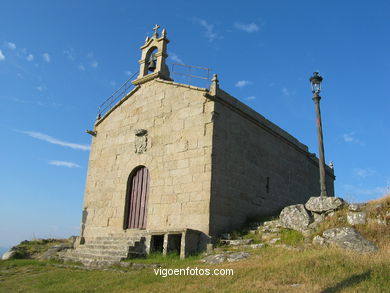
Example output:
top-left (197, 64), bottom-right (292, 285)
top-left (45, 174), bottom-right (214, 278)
top-left (63, 25), bottom-right (335, 265)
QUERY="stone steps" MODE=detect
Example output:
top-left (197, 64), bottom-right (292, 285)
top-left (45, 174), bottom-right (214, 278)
top-left (61, 235), bottom-right (147, 266)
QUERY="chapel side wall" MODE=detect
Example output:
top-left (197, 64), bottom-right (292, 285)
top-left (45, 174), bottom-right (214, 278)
top-left (209, 92), bottom-right (335, 236)
top-left (82, 80), bottom-right (214, 240)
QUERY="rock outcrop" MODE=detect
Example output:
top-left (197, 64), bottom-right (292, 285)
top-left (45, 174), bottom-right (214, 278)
top-left (322, 227), bottom-right (378, 253)
top-left (305, 196), bottom-right (344, 213)
top-left (279, 204), bottom-right (312, 232)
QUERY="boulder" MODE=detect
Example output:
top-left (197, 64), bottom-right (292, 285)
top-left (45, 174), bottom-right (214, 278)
top-left (322, 227), bottom-right (378, 253)
top-left (347, 212), bottom-right (367, 225)
top-left (305, 196), bottom-right (344, 213)
top-left (39, 243), bottom-right (73, 260)
top-left (2, 249), bottom-right (16, 260)
top-left (280, 204), bottom-right (312, 232)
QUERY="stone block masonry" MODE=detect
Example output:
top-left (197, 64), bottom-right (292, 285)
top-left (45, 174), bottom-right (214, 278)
top-left (83, 80), bottom-right (214, 241)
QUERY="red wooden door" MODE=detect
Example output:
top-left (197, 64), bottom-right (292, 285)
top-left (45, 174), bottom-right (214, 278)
top-left (127, 167), bottom-right (150, 229)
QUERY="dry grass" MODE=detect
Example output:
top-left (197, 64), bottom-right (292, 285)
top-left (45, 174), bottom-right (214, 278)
top-left (1, 245), bottom-right (389, 293)
top-left (1, 195), bottom-right (389, 292)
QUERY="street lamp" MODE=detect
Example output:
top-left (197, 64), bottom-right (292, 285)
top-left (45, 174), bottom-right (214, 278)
top-left (310, 72), bottom-right (328, 197)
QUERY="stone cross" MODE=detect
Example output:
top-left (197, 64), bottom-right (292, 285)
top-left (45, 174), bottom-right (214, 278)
top-left (153, 24), bottom-right (160, 36)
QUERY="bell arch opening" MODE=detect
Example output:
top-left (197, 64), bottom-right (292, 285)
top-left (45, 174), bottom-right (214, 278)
top-left (123, 166), bottom-right (150, 230)
top-left (144, 47), bottom-right (158, 75)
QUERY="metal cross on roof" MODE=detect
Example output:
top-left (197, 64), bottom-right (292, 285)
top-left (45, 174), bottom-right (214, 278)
top-left (152, 24), bottom-right (160, 36)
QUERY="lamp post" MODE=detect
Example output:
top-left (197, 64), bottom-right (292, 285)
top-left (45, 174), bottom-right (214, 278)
top-left (310, 72), bottom-right (328, 197)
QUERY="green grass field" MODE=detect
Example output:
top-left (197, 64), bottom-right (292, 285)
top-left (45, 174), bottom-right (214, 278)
top-left (1, 245), bottom-right (389, 293)
top-left (1, 195), bottom-right (389, 292)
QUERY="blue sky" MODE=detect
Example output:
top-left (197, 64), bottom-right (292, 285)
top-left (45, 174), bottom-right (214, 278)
top-left (1, 1), bottom-right (389, 248)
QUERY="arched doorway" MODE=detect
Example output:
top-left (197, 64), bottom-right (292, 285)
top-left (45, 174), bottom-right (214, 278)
top-left (124, 166), bottom-right (150, 229)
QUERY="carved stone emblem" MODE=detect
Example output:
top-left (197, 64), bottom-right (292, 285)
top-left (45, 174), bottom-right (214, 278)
top-left (135, 129), bottom-right (148, 154)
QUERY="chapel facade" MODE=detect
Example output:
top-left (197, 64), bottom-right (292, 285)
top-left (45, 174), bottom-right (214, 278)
top-left (72, 25), bottom-right (335, 260)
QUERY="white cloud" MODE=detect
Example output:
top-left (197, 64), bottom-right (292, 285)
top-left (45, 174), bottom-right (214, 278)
top-left (90, 61), bottom-right (98, 68)
top-left (42, 53), bottom-right (50, 63)
top-left (20, 130), bottom-right (90, 151)
top-left (78, 64), bottom-right (85, 71)
top-left (343, 184), bottom-right (387, 198)
top-left (235, 80), bottom-right (251, 88)
top-left (234, 22), bottom-right (260, 33)
top-left (193, 18), bottom-right (222, 42)
top-left (26, 54), bottom-right (34, 61)
top-left (354, 168), bottom-right (376, 178)
top-left (124, 70), bottom-right (132, 76)
top-left (170, 52), bottom-right (183, 64)
top-left (0, 50), bottom-right (5, 61)
top-left (343, 131), bottom-right (363, 145)
top-left (49, 160), bottom-right (81, 168)
top-left (64, 48), bottom-right (75, 60)
top-left (282, 87), bottom-right (291, 96)
top-left (6, 42), bottom-right (16, 50)
top-left (36, 85), bottom-right (44, 91)
top-left (246, 96), bottom-right (256, 100)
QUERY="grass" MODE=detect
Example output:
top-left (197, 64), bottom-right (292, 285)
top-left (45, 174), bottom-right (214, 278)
top-left (1, 245), bottom-right (390, 292)
top-left (1, 194), bottom-right (388, 292)
top-left (279, 229), bottom-right (305, 246)
top-left (10, 239), bottom-right (71, 259)
top-left (122, 252), bottom-right (202, 266)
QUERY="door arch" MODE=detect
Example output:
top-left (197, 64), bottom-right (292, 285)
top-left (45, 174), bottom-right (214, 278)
top-left (124, 166), bottom-right (150, 229)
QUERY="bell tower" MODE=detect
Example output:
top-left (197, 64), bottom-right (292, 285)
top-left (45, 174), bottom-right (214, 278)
top-left (132, 24), bottom-right (172, 85)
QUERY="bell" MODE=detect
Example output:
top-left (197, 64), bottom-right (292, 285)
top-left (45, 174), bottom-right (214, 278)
top-left (147, 54), bottom-right (157, 71)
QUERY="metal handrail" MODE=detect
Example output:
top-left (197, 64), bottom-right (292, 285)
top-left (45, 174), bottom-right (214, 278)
top-left (171, 63), bottom-right (211, 87)
top-left (97, 71), bottom-right (139, 118)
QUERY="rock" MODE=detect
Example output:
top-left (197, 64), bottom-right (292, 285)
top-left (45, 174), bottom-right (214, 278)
top-left (273, 244), bottom-right (303, 251)
top-left (245, 243), bottom-right (265, 249)
top-left (322, 227), bottom-right (378, 253)
top-left (220, 233), bottom-right (231, 240)
top-left (309, 213), bottom-right (326, 229)
top-left (263, 220), bottom-right (282, 228)
top-left (220, 239), bottom-right (253, 246)
top-left (201, 252), bottom-right (249, 264)
top-left (280, 204), bottom-right (312, 232)
top-left (201, 254), bottom-right (227, 264)
top-left (368, 218), bottom-right (387, 225)
top-left (326, 211), bottom-right (335, 218)
top-left (2, 249), bottom-right (16, 260)
top-left (347, 212), bottom-right (367, 225)
top-left (348, 203), bottom-right (365, 212)
top-left (313, 212), bottom-right (326, 223)
top-left (201, 254), bottom-right (226, 264)
top-left (305, 196), bottom-right (344, 213)
top-left (269, 238), bottom-right (280, 244)
top-left (39, 243), bottom-right (73, 260)
top-left (226, 252), bottom-right (249, 262)
top-left (312, 235), bottom-right (325, 245)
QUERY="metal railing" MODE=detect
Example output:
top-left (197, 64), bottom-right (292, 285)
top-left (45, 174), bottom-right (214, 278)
top-left (97, 71), bottom-right (139, 119)
top-left (171, 63), bottom-right (211, 88)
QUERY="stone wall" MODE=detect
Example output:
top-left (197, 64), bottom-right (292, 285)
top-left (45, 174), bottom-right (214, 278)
top-left (82, 79), bottom-right (214, 240)
top-left (209, 89), bottom-right (335, 236)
